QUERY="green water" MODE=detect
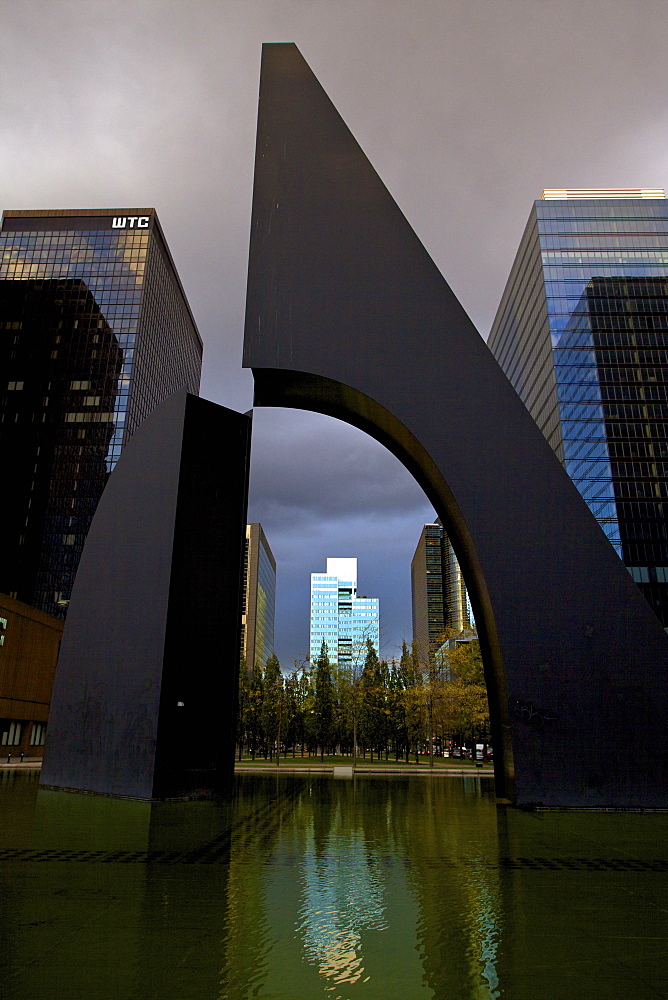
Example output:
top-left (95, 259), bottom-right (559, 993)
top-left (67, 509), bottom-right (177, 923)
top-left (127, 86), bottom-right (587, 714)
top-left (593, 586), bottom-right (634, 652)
top-left (0, 771), bottom-right (665, 1000)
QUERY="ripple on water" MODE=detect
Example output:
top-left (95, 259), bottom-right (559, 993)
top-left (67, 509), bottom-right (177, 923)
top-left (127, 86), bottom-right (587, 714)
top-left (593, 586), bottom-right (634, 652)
top-left (1, 773), bottom-right (666, 1000)
top-left (296, 838), bottom-right (389, 987)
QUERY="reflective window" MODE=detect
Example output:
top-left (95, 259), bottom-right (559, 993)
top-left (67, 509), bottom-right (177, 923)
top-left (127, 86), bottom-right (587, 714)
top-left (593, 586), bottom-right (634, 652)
top-left (1, 213), bottom-right (202, 617)
top-left (490, 197), bottom-right (668, 625)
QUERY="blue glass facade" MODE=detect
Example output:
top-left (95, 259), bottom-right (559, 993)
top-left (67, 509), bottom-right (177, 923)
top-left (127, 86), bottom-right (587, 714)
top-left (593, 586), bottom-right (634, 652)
top-left (309, 558), bottom-right (379, 668)
top-left (1, 209), bottom-right (202, 616)
top-left (490, 191), bottom-right (668, 624)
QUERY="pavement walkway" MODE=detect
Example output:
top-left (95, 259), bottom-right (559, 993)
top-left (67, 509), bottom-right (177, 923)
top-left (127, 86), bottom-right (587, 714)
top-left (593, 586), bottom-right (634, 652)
top-left (0, 757), bottom-right (495, 777)
top-left (235, 763), bottom-right (494, 776)
top-left (0, 755), bottom-right (43, 769)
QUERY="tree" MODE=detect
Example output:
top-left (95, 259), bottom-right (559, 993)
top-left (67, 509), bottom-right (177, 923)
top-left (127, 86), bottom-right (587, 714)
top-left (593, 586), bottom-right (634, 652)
top-left (399, 641), bottom-right (426, 763)
top-left (388, 658), bottom-right (406, 761)
top-left (446, 634), bottom-right (484, 686)
top-left (294, 662), bottom-right (312, 756)
top-left (377, 658), bottom-right (393, 759)
top-left (446, 636), bottom-right (490, 756)
top-left (336, 625), bottom-right (380, 766)
top-left (331, 664), bottom-right (351, 755)
top-left (282, 671), bottom-right (299, 758)
top-left (237, 656), bottom-right (249, 760)
top-left (313, 642), bottom-right (334, 762)
top-left (358, 639), bottom-right (386, 760)
top-left (247, 659), bottom-right (264, 760)
top-left (262, 653), bottom-right (283, 762)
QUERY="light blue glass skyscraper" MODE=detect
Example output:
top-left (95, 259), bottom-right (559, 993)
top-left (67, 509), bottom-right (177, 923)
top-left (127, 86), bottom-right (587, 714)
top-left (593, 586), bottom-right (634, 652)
top-left (489, 188), bottom-right (668, 624)
top-left (309, 558), bottom-right (379, 667)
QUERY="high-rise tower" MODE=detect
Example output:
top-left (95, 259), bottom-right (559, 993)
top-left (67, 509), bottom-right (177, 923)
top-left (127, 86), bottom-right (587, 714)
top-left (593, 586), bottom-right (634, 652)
top-left (240, 523), bottom-right (276, 672)
top-left (309, 558), bottom-right (379, 668)
top-left (411, 522), bottom-right (470, 664)
top-left (1, 208), bottom-right (202, 616)
top-left (489, 189), bottom-right (668, 625)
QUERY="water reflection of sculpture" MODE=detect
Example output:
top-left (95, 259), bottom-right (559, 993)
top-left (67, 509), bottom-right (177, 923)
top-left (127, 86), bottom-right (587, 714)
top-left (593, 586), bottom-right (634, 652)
top-left (405, 778), bottom-right (502, 999)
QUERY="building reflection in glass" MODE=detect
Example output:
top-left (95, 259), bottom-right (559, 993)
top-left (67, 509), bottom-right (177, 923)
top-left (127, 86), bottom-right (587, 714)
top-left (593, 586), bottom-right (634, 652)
top-left (0, 211), bottom-right (201, 616)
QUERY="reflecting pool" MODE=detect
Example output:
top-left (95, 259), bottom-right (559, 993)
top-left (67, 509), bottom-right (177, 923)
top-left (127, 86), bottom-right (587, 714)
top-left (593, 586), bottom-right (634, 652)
top-left (0, 771), bottom-right (666, 999)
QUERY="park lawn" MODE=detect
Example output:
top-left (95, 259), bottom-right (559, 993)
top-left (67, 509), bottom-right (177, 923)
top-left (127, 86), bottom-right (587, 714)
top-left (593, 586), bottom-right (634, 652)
top-left (235, 753), bottom-right (492, 770)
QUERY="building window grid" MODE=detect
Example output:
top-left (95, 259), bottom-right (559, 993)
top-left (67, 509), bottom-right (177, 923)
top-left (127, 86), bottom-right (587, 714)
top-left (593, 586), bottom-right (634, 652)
top-left (310, 568), bottom-right (379, 666)
top-left (1, 218), bottom-right (201, 618)
top-left (490, 197), bottom-right (668, 624)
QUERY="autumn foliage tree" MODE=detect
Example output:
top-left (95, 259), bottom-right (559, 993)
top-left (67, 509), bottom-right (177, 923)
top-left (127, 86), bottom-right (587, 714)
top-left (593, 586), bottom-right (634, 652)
top-left (441, 635), bottom-right (490, 755)
top-left (234, 632), bottom-right (491, 762)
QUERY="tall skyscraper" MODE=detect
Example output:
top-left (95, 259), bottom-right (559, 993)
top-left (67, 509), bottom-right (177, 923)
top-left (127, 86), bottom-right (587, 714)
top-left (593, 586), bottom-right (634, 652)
top-left (309, 558), bottom-right (379, 668)
top-left (240, 523), bottom-right (276, 672)
top-left (1, 208), bottom-right (202, 616)
top-left (411, 522), bottom-right (470, 664)
top-left (489, 189), bottom-right (668, 624)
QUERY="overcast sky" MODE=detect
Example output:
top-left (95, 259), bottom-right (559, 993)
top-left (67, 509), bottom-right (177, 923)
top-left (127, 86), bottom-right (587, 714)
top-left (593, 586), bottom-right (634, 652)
top-left (2, 0), bottom-right (667, 665)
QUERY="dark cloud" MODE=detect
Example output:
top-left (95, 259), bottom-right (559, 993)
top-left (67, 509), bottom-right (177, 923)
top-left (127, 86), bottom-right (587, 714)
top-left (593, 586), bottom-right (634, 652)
top-left (247, 409), bottom-right (435, 661)
top-left (248, 410), bottom-right (432, 522)
top-left (2, 0), bottom-right (667, 663)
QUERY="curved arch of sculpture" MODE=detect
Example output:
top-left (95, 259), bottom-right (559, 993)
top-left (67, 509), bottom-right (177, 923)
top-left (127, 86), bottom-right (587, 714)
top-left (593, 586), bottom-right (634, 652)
top-left (244, 44), bottom-right (668, 806)
top-left (251, 367), bottom-right (515, 800)
top-left (38, 42), bottom-right (668, 807)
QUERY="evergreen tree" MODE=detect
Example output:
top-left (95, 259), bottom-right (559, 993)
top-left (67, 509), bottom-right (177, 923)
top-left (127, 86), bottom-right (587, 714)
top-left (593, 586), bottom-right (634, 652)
top-left (378, 658), bottom-right (392, 759)
top-left (262, 652), bottom-right (283, 762)
top-left (296, 662), bottom-right (314, 756)
top-left (396, 643), bottom-right (411, 761)
top-left (313, 641), bottom-right (334, 761)
top-left (331, 665), bottom-right (348, 755)
top-left (346, 635), bottom-right (370, 764)
top-left (388, 658), bottom-right (406, 761)
top-left (283, 671), bottom-right (299, 757)
top-left (359, 639), bottom-right (384, 760)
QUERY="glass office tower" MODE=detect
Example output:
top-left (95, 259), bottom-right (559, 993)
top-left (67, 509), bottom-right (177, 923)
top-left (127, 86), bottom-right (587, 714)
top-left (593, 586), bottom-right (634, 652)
top-left (411, 522), bottom-right (471, 666)
top-left (309, 558), bottom-right (379, 668)
top-left (489, 189), bottom-right (668, 625)
top-left (240, 523), bottom-right (276, 672)
top-left (1, 209), bottom-right (202, 616)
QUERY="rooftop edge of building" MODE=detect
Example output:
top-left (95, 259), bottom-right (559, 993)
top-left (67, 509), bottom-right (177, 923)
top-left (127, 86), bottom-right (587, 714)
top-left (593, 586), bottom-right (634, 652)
top-left (541, 188), bottom-right (665, 200)
top-left (1, 208), bottom-right (203, 351)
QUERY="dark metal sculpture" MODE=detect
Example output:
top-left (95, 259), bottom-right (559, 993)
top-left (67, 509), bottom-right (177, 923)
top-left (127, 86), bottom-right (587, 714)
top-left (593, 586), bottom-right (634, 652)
top-left (244, 43), bottom-right (668, 806)
top-left (41, 392), bottom-right (251, 798)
